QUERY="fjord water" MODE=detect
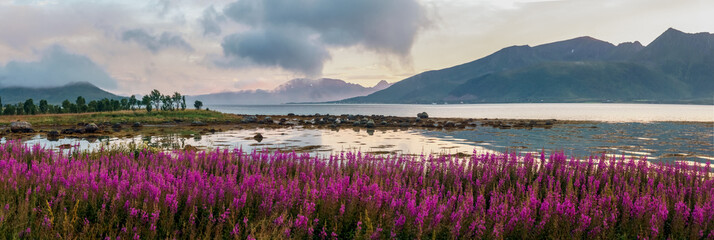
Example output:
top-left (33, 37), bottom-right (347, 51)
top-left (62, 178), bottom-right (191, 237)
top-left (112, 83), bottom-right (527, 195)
top-left (7, 103), bottom-right (712, 162)
top-left (208, 103), bottom-right (714, 122)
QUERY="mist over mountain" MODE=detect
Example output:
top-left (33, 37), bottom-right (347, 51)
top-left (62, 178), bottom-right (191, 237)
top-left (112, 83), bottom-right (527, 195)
top-left (0, 82), bottom-right (122, 105)
top-left (340, 28), bottom-right (713, 104)
top-left (192, 78), bottom-right (391, 105)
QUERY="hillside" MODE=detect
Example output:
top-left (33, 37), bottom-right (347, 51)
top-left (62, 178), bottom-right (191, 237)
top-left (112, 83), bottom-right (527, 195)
top-left (0, 82), bottom-right (122, 104)
top-left (448, 62), bottom-right (689, 103)
top-left (340, 28), bottom-right (713, 104)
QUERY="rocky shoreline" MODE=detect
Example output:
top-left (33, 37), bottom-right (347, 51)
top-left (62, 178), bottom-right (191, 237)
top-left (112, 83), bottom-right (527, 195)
top-left (0, 112), bottom-right (707, 140)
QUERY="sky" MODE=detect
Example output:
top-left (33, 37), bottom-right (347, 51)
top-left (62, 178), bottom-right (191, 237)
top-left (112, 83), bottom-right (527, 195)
top-left (0, 0), bottom-right (712, 96)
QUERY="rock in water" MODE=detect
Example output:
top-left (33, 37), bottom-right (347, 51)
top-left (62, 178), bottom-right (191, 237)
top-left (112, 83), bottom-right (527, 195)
top-left (417, 112), bottom-right (429, 119)
top-left (253, 133), bottom-right (264, 142)
top-left (10, 121), bottom-right (33, 133)
top-left (84, 123), bottom-right (99, 133)
top-left (47, 130), bottom-right (60, 140)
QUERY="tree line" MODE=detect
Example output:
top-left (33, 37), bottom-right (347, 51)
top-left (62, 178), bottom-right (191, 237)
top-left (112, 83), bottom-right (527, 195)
top-left (0, 89), bottom-right (204, 115)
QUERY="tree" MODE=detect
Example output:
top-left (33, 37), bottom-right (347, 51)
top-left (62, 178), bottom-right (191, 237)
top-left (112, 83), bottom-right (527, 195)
top-left (39, 100), bottom-right (49, 114)
top-left (3, 104), bottom-right (15, 115)
top-left (146, 103), bottom-right (153, 112)
top-left (120, 98), bottom-right (129, 110)
top-left (49, 105), bottom-right (60, 114)
top-left (15, 103), bottom-right (24, 115)
top-left (62, 100), bottom-right (71, 113)
top-left (194, 100), bottom-right (203, 110)
top-left (23, 99), bottom-right (37, 115)
top-left (142, 95), bottom-right (151, 110)
top-left (76, 96), bottom-right (87, 113)
top-left (110, 99), bottom-right (120, 111)
top-left (129, 95), bottom-right (138, 110)
top-left (181, 96), bottom-right (187, 110)
top-left (172, 92), bottom-right (182, 110)
top-left (88, 100), bottom-right (98, 112)
top-left (149, 89), bottom-right (162, 110)
top-left (161, 95), bottom-right (171, 111)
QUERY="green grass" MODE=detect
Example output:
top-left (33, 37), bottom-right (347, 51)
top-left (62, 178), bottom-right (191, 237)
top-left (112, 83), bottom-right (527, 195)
top-left (0, 110), bottom-right (241, 126)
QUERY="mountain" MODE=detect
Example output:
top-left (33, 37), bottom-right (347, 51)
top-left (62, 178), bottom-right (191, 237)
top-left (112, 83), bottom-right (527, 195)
top-left (0, 82), bottom-right (122, 105)
top-left (193, 78), bottom-right (392, 105)
top-left (449, 62), bottom-right (688, 102)
top-left (634, 28), bottom-right (714, 97)
top-left (340, 28), bottom-right (713, 104)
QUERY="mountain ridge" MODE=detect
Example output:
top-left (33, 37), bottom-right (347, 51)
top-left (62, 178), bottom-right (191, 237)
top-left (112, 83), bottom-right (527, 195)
top-left (0, 81), bottom-right (122, 105)
top-left (192, 78), bottom-right (392, 105)
top-left (339, 28), bottom-right (713, 104)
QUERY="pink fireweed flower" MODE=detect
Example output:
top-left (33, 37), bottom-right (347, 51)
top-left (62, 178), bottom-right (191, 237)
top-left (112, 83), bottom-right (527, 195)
top-left (0, 142), bottom-right (712, 239)
top-left (232, 223), bottom-right (240, 236)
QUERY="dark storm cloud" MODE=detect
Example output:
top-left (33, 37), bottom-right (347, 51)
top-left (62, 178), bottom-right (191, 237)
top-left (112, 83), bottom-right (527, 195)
top-left (220, 0), bottom-right (430, 75)
top-left (221, 28), bottom-right (330, 76)
top-left (200, 6), bottom-right (226, 36)
top-left (121, 29), bottom-right (194, 53)
top-left (0, 45), bottom-right (117, 89)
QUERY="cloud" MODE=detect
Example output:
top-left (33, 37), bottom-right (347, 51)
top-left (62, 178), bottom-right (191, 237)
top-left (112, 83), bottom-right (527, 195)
top-left (199, 5), bottom-right (226, 36)
top-left (121, 29), bottom-right (194, 53)
top-left (222, 28), bottom-right (330, 76)
top-left (220, 0), bottom-right (430, 75)
top-left (0, 45), bottom-right (117, 89)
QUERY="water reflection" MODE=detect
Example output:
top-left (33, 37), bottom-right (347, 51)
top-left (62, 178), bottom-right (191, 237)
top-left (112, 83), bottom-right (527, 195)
top-left (2, 122), bottom-right (712, 162)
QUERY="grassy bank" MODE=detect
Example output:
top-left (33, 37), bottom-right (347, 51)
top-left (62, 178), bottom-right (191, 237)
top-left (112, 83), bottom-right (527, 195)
top-left (0, 110), bottom-right (241, 126)
top-left (0, 141), bottom-right (712, 239)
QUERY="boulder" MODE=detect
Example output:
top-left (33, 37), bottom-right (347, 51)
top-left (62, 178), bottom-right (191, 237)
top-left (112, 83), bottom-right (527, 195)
top-left (47, 130), bottom-right (60, 138)
top-left (183, 145), bottom-right (199, 152)
top-left (253, 133), bottom-right (264, 142)
top-left (84, 123), bottom-right (99, 133)
top-left (417, 112), bottom-right (429, 119)
top-left (242, 115), bottom-right (258, 123)
top-left (10, 121), bottom-right (33, 133)
top-left (132, 122), bottom-right (143, 128)
top-left (263, 117), bottom-right (273, 124)
top-left (365, 119), bottom-right (375, 128)
top-left (191, 121), bottom-right (207, 126)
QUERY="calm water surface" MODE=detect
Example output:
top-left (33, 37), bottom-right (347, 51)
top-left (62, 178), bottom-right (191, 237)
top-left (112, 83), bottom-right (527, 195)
top-left (209, 103), bottom-right (714, 122)
top-left (3, 104), bottom-right (712, 162)
top-left (6, 122), bottom-right (712, 163)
